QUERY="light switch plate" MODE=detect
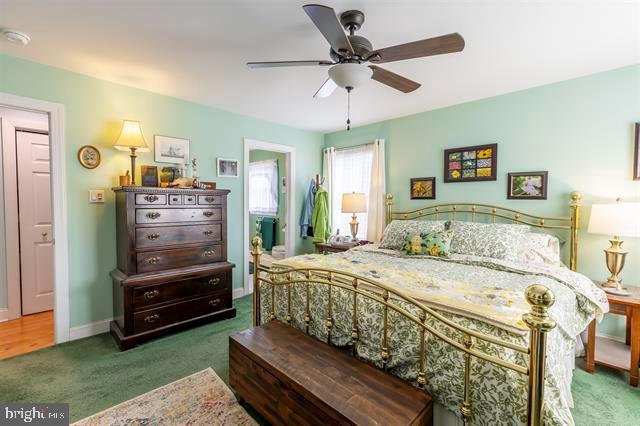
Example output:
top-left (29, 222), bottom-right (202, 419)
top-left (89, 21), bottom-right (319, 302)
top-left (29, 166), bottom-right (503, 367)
top-left (89, 189), bottom-right (105, 203)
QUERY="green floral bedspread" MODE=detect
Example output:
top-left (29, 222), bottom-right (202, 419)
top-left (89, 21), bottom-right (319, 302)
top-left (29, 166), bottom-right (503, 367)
top-left (258, 245), bottom-right (608, 425)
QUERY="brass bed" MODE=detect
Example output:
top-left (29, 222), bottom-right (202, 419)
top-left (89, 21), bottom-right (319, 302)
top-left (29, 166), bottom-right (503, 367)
top-left (251, 192), bottom-right (583, 426)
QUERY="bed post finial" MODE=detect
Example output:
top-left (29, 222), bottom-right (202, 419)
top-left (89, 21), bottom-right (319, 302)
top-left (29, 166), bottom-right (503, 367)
top-left (569, 191), bottom-right (582, 271)
top-left (251, 236), bottom-right (264, 327)
top-left (523, 284), bottom-right (556, 426)
top-left (385, 193), bottom-right (393, 225)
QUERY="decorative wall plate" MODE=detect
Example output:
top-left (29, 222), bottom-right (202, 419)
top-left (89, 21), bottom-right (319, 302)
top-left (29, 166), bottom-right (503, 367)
top-left (78, 145), bottom-right (101, 169)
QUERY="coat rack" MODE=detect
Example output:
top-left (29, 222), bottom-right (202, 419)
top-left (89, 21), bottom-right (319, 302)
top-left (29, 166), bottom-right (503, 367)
top-left (315, 174), bottom-right (325, 187)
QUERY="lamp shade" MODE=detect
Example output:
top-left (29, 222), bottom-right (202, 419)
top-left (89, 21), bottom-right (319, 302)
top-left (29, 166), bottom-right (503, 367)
top-left (113, 120), bottom-right (149, 152)
top-left (342, 192), bottom-right (367, 213)
top-left (328, 63), bottom-right (373, 89)
top-left (588, 202), bottom-right (640, 238)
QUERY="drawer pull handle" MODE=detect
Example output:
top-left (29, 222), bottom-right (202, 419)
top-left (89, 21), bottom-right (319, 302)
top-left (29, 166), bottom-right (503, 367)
top-left (205, 196), bottom-right (216, 203)
top-left (172, 197), bottom-right (180, 202)
top-left (203, 250), bottom-right (215, 257)
top-left (208, 278), bottom-right (220, 286)
top-left (186, 197), bottom-right (194, 202)
top-left (144, 314), bottom-right (160, 323)
top-left (147, 257), bottom-right (160, 264)
top-left (147, 233), bottom-right (160, 240)
top-left (144, 195), bottom-right (158, 203)
top-left (146, 212), bottom-right (161, 220)
top-left (144, 289), bottom-right (160, 299)
top-left (203, 230), bottom-right (213, 236)
top-left (203, 211), bottom-right (214, 218)
top-left (209, 298), bottom-right (222, 306)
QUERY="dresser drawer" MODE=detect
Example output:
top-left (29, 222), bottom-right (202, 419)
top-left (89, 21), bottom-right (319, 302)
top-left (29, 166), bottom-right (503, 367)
top-left (136, 208), bottom-right (222, 224)
top-left (169, 194), bottom-right (183, 205)
top-left (198, 195), bottom-right (222, 205)
top-left (133, 292), bottom-right (231, 334)
top-left (131, 270), bottom-right (231, 310)
top-left (135, 224), bottom-right (222, 249)
top-left (137, 244), bottom-right (223, 273)
top-left (135, 193), bottom-right (167, 205)
top-left (184, 194), bottom-right (196, 205)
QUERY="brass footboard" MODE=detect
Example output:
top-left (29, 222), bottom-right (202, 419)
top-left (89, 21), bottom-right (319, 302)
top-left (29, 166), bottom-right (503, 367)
top-left (251, 237), bottom-right (556, 426)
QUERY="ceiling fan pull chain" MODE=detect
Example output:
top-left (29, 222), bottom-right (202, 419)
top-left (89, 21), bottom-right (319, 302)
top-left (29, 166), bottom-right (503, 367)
top-left (346, 87), bottom-right (352, 131)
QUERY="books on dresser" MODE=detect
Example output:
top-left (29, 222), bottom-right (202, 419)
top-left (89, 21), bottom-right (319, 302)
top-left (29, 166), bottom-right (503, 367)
top-left (110, 186), bottom-right (236, 350)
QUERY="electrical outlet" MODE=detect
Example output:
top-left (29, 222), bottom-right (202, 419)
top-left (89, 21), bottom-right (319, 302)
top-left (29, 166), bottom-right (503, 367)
top-left (89, 190), bottom-right (105, 204)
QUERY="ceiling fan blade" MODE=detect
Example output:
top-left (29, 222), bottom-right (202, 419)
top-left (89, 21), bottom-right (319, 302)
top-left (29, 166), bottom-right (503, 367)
top-left (247, 60), bottom-right (333, 69)
top-left (313, 78), bottom-right (337, 98)
top-left (369, 65), bottom-right (421, 93)
top-left (303, 4), bottom-right (354, 55)
top-left (367, 33), bottom-right (465, 64)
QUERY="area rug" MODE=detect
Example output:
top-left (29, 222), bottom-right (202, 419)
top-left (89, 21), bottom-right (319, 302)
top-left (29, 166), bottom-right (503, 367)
top-left (73, 368), bottom-right (256, 425)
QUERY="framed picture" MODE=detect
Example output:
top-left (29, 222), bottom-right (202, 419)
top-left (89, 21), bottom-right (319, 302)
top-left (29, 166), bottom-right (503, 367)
top-left (634, 123), bottom-right (640, 180)
top-left (141, 165), bottom-right (159, 187)
top-left (444, 143), bottom-right (498, 182)
top-left (154, 135), bottom-right (190, 164)
top-left (217, 158), bottom-right (239, 177)
top-left (507, 171), bottom-right (548, 200)
top-left (410, 177), bottom-right (436, 199)
top-left (159, 166), bottom-right (182, 187)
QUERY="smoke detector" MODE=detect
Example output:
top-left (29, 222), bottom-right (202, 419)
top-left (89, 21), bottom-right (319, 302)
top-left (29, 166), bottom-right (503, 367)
top-left (2, 29), bottom-right (31, 45)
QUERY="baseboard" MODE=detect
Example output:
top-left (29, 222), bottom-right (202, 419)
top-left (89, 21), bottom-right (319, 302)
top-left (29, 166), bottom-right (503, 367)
top-left (595, 331), bottom-right (626, 344)
top-left (0, 308), bottom-right (7, 323)
top-left (233, 288), bottom-right (245, 299)
top-left (69, 318), bottom-right (112, 341)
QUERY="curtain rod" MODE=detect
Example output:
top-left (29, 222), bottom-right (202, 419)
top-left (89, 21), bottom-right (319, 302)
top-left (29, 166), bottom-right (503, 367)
top-left (325, 140), bottom-right (378, 152)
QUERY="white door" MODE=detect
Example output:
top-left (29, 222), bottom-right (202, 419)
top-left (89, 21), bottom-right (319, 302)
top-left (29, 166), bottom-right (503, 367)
top-left (16, 130), bottom-right (54, 315)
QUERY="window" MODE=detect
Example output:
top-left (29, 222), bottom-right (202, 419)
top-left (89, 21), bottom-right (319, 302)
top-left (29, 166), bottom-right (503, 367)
top-left (248, 159), bottom-right (278, 215)
top-left (330, 145), bottom-right (373, 239)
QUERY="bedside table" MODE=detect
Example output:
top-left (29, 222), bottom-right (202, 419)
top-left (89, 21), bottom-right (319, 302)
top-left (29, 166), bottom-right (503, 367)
top-left (316, 241), bottom-right (370, 254)
top-left (586, 284), bottom-right (640, 386)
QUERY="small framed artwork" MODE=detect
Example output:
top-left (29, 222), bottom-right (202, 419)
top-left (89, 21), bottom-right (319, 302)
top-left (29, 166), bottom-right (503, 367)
top-left (634, 123), bottom-right (639, 180)
top-left (444, 143), bottom-right (498, 182)
top-left (410, 177), bottom-right (436, 199)
top-left (217, 158), bottom-right (239, 177)
top-left (507, 171), bottom-right (548, 200)
top-left (141, 165), bottom-right (159, 187)
top-left (155, 135), bottom-right (190, 164)
top-left (159, 166), bottom-right (182, 187)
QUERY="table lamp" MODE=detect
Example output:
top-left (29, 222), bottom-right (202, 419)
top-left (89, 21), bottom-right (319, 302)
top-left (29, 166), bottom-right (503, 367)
top-left (113, 120), bottom-right (149, 185)
top-left (341, 192), bottom-right (367, 242)
top-left (587, 200), bottom-right (640, 295)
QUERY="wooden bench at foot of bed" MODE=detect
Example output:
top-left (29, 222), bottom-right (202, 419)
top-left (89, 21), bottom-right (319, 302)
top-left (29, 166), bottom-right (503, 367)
top-left (229, 321), bottom-right (433, 426)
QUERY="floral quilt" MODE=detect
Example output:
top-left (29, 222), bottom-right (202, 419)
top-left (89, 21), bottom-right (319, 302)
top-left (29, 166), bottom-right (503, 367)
top-left (258, 245), bottom-right (608, 425)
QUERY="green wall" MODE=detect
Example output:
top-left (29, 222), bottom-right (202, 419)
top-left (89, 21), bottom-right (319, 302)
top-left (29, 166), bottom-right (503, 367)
top-left (249, 150), bottom-right (287, 249)
top-left (325, 65), bottom-right (640, 338)
top-left (0, 54), bottom-right (322, 327)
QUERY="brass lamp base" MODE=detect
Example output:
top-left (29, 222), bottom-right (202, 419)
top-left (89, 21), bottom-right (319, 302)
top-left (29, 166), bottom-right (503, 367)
top-left (601, 237), bottom-right (631, 296)
top-left (349, 213), bottom-right (359, 242)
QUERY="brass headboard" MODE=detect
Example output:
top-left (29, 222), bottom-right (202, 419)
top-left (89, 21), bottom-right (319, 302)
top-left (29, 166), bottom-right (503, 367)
top-left (385, 192), bottom-right (583, 271)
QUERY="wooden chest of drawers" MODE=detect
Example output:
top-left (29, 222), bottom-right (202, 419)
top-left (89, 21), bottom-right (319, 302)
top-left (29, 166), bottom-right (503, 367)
top-left (110, 186), bottom-right (236, 350)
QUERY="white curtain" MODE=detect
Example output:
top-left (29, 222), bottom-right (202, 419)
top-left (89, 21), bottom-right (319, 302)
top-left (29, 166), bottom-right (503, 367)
top-left (367, 139), bottom-right (386, 242)
top-left (323, 147), bottom-right (335, 229)
top-left (248, 159), bottom-right (278, 215)
top-left (330, 144), bottom-right (374, 240)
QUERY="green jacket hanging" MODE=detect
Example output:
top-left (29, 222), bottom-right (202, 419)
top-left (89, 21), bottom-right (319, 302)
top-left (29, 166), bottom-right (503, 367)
top-left (312, 186), bottom-right (330, 243)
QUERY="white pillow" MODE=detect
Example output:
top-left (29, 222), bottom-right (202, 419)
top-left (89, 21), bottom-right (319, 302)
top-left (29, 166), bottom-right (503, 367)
top-left (518, 232), bottom-right (562, 266)
top-left (380, 220), bottom-right (448, 250)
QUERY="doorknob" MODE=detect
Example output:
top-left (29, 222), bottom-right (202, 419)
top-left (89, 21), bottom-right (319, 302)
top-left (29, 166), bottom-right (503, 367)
top-left (41, 231), bottom-right (48, 241)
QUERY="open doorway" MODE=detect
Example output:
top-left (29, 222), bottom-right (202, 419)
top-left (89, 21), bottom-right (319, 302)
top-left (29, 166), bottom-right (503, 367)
top-left (0, 106), bottom-right (54, 359)
top-left (243, 139), bottom-right (296, 295)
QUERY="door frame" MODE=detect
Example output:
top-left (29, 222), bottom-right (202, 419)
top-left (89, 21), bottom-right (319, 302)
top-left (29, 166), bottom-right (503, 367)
top-left (0, 92), bottom-right (69, 344)
top-left (243, 138), bottom-right (296, 296)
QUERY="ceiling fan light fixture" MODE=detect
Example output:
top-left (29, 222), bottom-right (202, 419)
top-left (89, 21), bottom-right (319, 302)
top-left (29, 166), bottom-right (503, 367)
top-left (328, 63), bottom-right (372, 89)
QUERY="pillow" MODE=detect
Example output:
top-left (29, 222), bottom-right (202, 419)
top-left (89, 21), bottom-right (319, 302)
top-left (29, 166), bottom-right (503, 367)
top-left (380, 220), bottom-right (447, 250)
top-left (518, 232), bottom-right (562, 265)
top-left (401, 230), bottom-right (454, 257)
top-left (448, 221), bottom-right (530, 261)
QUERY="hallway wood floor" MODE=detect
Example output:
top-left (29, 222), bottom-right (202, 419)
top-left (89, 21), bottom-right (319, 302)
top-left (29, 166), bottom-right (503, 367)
top-left (0, 311), bottom-right (54, 360)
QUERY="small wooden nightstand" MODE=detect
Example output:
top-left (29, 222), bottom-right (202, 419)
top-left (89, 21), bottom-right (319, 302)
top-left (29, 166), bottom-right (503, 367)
top-left (316, 241), bottom-right (370, 254)
top-left (586, 284), bottom-right (640, 386)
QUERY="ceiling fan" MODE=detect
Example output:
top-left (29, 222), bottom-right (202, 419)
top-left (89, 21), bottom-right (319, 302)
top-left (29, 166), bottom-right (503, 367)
top-left (247, 4), bottom-right (465, 129)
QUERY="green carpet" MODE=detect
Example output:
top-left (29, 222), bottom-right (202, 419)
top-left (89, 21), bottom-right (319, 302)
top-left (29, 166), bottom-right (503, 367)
top-left (0, 295), bottom-right (638, 424)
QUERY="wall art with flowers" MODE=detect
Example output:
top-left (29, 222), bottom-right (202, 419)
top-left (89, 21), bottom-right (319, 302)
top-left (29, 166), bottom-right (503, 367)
top-left (507, 171), bottom-right (548, 200)
top-left (443, 143), bottom-right (497, 182)
top-left (410, 177), bottom-right (436, 199)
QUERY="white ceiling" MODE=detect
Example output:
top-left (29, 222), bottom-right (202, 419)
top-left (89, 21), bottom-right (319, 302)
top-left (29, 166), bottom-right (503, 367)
top-left (1, 1), bottom-right (639, 133)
